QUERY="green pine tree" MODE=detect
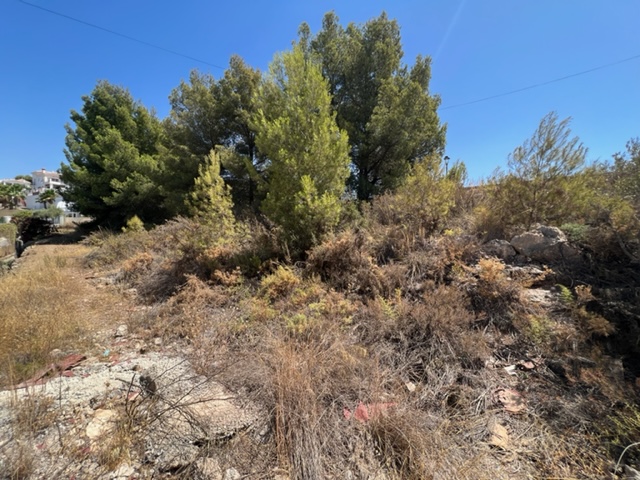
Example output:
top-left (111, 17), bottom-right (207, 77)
top-left (253, 44), bottom-right (350, 252)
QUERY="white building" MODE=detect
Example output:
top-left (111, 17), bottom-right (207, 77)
top-left (0, 178), bottom-right (32, 189)
top-left (31, 169), bottom-right (65, 192)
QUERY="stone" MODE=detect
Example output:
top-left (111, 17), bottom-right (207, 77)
top-left (86, 409), bottom-right (117, 442)
top-left (510, 224), bottom-right (582, 264)
top-left (624, 465), bottom-right (640, 480)
top-left (224, 467), bottom-right (241, 480)
top-left (482, 239), bottom-right (516, 260)
top-left (153, 337), bottom-right (162, 346)
top-left (115, 324), bottom-right (128, 338)
top-left (196, 457), bottom-right (222, 479)
top-left (111, 463), bottom-right (135, 479)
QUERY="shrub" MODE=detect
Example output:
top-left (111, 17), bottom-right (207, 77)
top-left (122, 215), bottom-right (145, 233)
top-left (370, 154), bottom-right (457, 238)
top-left (467, 258), bottom-right (523, 330)
top-left (11, 215), bottom-right (56, 243)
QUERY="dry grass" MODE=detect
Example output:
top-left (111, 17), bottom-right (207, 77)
top-left (46, 211), bottom-right (636, 479)
top-left (0, 244), bottom-right (130, 387)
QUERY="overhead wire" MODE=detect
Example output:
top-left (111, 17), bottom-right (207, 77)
top-left (17, 0), bottom-right (226, 70)
top-left (440, 53), bottom-right (640, 110)
top-left (18, 0), bottom-right (640, 111)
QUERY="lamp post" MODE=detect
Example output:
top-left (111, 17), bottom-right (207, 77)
top-left (444, 156), bottom-right (450, 176)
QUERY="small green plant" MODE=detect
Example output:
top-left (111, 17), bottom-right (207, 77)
top-left (557, 284), bottom-right (574, 306)
top-left (560, 222), bottom-right (589, 244)
top-left (122, 215), bottom-right (145, 233)
top-left (524, 315), bottom-right (554, 345)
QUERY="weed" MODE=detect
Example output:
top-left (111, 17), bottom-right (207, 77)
top-left (10, 392), bottom-right (56, 436)
top-left (260, 265), bottom-right (301, 300)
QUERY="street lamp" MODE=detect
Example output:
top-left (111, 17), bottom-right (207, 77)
top-left (444, 156), bottom-right (450, 176)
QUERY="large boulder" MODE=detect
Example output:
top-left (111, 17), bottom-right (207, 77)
top-left (481, 239), bottom-right (517, 261)
top-left (510, 224), bottom-right (582, 264)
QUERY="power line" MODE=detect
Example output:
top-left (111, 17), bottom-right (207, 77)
top-left (18, 0), bottom-right (226, 70)
top-left (440, 52), bottom-right (640, 110)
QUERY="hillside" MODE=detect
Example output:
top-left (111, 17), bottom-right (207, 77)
top-left (0, 218), bottom-right (639, 480)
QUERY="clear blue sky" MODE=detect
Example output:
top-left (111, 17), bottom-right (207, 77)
top-left (1, 0), bottom-right (639, 183)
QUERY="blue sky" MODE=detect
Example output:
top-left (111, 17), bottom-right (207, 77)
top-left (1, 0), bottom-right (638, 183)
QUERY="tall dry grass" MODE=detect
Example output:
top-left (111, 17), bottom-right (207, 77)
top-left (0, 245), bottom-right (125, 386)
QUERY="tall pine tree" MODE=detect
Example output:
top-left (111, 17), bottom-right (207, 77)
top-left (253, 44), bottom-right (350, 251)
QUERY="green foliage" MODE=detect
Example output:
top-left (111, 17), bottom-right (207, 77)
top-left (611, 138), bottom-right (640, 208)
top-left (161, 56), bottom-right (263, 213)
top-left (253, 44), bottom-right (350, 252)
top-left (33, 207), bottom-right (63, 219)
top-left (556, 284), bottom-right (574, 306)
top-left (486, 112), bottom-right (588, 231)
top-left (61, 80), bottom-right (167, 227)
top-left (186, 148), bottom-right (236, 234)
top-left (560, 222), bottom-right (590, 244)
top-left (122, 215), bottom-right (145, 233)
top-left (302, 12), bottom-right (446, 200)
top-left (0, 183), bottom-right (27, 209)
top-left (260, 265), bottom-right (301, 300)
top-left (37, 189), bottom-right (57, 208)
top-left (372, 154), bottom-right (459, 235)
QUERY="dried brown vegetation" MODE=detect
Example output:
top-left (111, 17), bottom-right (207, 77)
top-left (2, 182), bottom-right (639, 480)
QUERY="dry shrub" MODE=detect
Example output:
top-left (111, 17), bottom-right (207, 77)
top-left (402, 234), bottom-right (479, 288)
top-left (307, 229), bottom-right (374, 289)
top-left (84, 228), bottom-right (151, 268)
top-left (265, 328), bottom-right (375, 479)
top-left (147, 275), bottom-right (229, 341)
top-left (1, 441), bottom-right (34, 480)
top-left (306, 229), bottom-right (406, 297)
top-left (359, 285), bottom-right (489, 385)
top-left (120, 251), bottom-right (154, 283)
top-left (467, 258), bottom-right (524, 330)
top-left (260, 265), bottom-right (301, 300)
top-left (367, 409), bottom-right (473, 480)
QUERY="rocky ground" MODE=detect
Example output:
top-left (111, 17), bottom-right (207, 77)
top-left (0, 243), bottom-right (266, 480)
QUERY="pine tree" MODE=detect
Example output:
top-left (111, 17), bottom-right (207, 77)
top-left (253, 44), bottom-right (350, 251)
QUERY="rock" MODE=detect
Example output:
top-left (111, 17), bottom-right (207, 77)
top-left (153, 337), bottom-right (162, 346)
top-left (493, 388), bottom-right (526, 414)
top-left (522, 288), bottom-right (555, 308)
top-left (405, 381), bottom-right (416, 392)
top-left (196, 457), bottom-right (222, 479)
top-left (224, 467), bottom-right (241, 480)
top-left (510, 224), bottom-right (582, 264)
top-left (86, 409), bottom-right (117, 442)
top-left (111, 463), bottom-right (135, 479)
top-left (115, 324), bottom-right (128, 338)
top-left (482, 239), bottom-right (516, 260)
top-left (139, 374), bottom-right (157, 396)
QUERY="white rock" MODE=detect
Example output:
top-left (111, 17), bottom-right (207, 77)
top-left (86, 409), bottom-right (117, 442)
top-left (115, 324), bottom-right (128, 337)
top-left (224, 467), bottom-right (241, 480)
